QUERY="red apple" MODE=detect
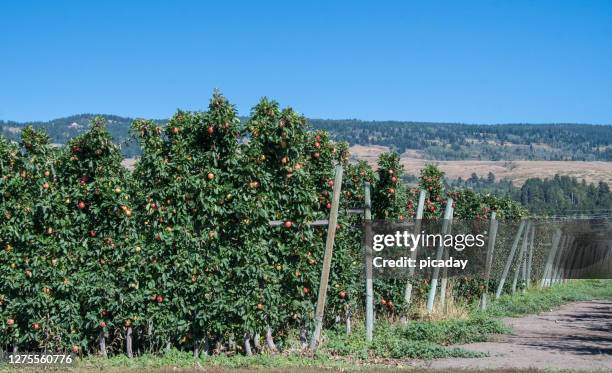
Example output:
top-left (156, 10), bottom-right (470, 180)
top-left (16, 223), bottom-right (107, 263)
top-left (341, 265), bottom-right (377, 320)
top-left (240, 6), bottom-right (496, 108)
top-left (42, 182), bottom-right (49, 189)
top-left (339, 291), bottom-right (347, 299)
top-left (32, 323), bottom-right (40, 331)
top-left (43, 170), bottom-right (50, 177)
top-left (283, 221), bottom-right (293, 229)
top-left (327, 180), bottom-right (334, 187)
top-left (314, 142), bottom-right (321, 148)
top-left (207, 173), bottom-right (214, 181)
top-left (77, 201), bottom-right (86, 210)
top-left (391, 176), bottom-right (398, 183)
top-left (207, 126), bottom-right (214, 134)
top-left (89, 230), bottom-right (96, 238)
top-left (99, 321), bottom-right (107, 328)
top-left (156, 295), bottom-right (163, 303)
top-left (303, 287), bottom-right (310, 295)
top-left (312, 152), bottom-right (320, 159)
top-left (326, 203), bottom-right (332, 209)
top-left (6, 319), bottom-right (14, 326)
top-left (171, 127), bottom-right (179, 134)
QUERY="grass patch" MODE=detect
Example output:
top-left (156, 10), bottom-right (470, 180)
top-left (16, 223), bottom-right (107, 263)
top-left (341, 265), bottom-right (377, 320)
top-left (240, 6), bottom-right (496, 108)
top-left (479, 279), bottom-right (612, 318)
top-left (3, 280), bottom-right (609, 372)
top-left (0, 350), bottom-right (349, 373)
top-left (398, 315), bottom-right (509, 345)
top-left (323, 317), bottom-right (503, 360)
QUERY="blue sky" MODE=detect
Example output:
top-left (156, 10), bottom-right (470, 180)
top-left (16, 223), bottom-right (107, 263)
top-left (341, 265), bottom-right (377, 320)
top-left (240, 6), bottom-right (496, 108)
top-left (1, 1), bottom-right (611, 123)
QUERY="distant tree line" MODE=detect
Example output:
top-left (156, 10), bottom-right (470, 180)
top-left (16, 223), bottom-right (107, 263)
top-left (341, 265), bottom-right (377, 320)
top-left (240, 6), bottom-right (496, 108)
top-left (2, 115), bottom-right (612, 160)
top-left (449, 173), bottom-right (612, 215)
top-left (310, 119), bottom-right (612, 161)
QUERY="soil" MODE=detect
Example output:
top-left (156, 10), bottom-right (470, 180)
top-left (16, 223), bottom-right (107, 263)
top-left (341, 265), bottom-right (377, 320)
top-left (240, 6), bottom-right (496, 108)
top-left (417, 300), bottom-right (612, 371)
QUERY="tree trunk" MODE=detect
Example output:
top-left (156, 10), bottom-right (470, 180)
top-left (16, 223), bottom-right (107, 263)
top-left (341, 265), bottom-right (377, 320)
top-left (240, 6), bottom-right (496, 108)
top-left (126, 326), bottom-right (133, 358)
top-left (243, 333), bottom-right (253, 356)
top-left (300, 328), bottom-right (308, 351)
top-left (265, 327), bottom-right (278, 352)
top-left (345, 305), bottom-right (352, 335)
top-left (99, 330), bottom-right (107, 357)
top-left (253, 332), bottom-right (261, 352)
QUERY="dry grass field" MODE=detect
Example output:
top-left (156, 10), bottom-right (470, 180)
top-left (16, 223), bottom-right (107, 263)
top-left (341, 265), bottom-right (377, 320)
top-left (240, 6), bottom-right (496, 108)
top-left (349, 145), bottom-right (612, 186)
top-left (122, 145), bottom-right (612, 186)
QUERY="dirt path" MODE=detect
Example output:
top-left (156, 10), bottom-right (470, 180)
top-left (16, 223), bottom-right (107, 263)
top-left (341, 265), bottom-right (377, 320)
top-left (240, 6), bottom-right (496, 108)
top-left (418, 300), bottom-right (612, 371)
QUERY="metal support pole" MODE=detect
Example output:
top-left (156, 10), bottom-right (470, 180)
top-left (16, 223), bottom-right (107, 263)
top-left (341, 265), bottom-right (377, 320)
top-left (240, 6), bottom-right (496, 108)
top-left (426, 198), bottom-right (453, 314)
top-left (363, 182), bottom-right (374, 342)
top-left (496, 220), bottom-right (526, 299)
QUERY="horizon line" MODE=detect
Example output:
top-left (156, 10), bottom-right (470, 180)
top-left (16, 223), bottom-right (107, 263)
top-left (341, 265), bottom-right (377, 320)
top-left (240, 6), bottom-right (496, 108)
top-left (1, 113), bottom-right (611, 127)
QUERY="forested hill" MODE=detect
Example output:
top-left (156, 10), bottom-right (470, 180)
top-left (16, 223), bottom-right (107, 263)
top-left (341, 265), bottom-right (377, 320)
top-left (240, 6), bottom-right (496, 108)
top-left (0, 114), bottom-right (163, 157)
top-left (2, 114), bottom-right (612, 160)
top-left (310, 119), bottom-right (612, 161)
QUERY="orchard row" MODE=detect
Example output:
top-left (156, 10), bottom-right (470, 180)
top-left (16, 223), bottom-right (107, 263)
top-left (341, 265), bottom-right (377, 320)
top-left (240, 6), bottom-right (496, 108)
top-left (0, 93), bottom-right (526, 355)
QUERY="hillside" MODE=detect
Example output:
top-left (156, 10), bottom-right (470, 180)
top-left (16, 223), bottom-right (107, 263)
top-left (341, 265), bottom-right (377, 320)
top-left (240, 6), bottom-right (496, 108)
top-left (349, 145), bottom-right (612, 186)
top-left (2, 114), bottom-right (612, 161)
top-left (311, 119), bottom-right (612, 161)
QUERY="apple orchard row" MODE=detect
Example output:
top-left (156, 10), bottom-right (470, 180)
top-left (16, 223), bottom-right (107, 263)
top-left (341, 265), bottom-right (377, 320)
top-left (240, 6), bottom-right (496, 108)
top-left (0, 93), bottom-right (526, 354)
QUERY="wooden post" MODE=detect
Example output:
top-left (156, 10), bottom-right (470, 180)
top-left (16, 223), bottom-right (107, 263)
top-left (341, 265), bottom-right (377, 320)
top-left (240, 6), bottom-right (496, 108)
top-left (426, 198), bottom-right (453, 314)
top-left (402, 189), bottom-right (426, 323)
top-left (363, 182), bottom-right (374, 342)
top-left (512, 222), bottom-right (531, 294)
top-left (480, 211), bottom-right (497, 310)
top-left (310, 165), bottom-right (343, 352)
top-left (495, 219), bottom-right (526, 299)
